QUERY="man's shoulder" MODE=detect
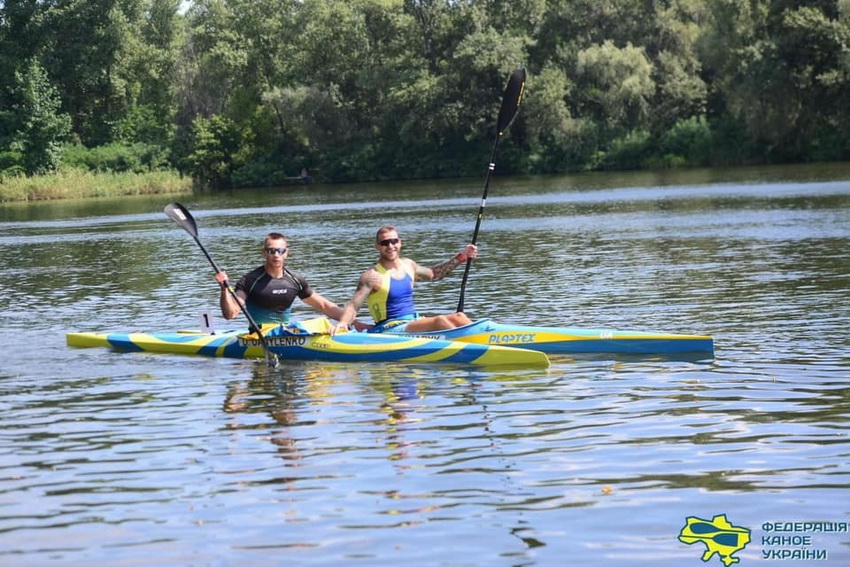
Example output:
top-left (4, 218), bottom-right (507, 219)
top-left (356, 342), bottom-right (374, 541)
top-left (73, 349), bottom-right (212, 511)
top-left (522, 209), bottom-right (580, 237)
top-left (283, 268), bottom-right (309, 289)
top-left (361, 264), bottom-right (387, 286)
top-left (240, 265), bottom-right (267, 282)
top-left (284, 267), bottom-right (306, 280)
top-left (361, 264), bottom-right (380, 279)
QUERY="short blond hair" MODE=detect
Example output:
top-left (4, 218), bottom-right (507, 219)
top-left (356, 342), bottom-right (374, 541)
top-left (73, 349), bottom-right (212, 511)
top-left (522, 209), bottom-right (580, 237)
top-left (375, 225), bottom-right (398, 242)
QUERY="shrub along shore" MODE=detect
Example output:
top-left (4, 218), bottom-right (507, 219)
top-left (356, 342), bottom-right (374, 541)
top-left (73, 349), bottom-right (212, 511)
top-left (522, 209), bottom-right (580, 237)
top-left (0, 169), bottom-right (193, 203)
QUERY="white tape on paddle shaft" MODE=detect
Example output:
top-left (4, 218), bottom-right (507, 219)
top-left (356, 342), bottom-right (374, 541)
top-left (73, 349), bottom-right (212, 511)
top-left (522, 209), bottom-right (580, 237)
top-left (199, 311), bottom-right (216, 334)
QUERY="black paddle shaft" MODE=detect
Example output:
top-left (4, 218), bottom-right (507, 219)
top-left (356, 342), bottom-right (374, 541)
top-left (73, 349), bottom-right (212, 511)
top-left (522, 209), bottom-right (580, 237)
top-left (457, 68), bottom-right (527, 313)
top-left (163, 202), bottom-right (279, 367)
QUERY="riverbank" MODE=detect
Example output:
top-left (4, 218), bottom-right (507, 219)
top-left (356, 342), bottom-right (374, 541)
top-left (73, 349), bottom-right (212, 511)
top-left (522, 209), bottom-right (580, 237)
top-left (0, 168), bottom-right (193, 202)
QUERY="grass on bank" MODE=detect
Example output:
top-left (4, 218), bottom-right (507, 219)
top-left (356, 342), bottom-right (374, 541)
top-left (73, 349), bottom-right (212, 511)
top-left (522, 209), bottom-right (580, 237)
top-left (0, 168), bottom-right (193, 202)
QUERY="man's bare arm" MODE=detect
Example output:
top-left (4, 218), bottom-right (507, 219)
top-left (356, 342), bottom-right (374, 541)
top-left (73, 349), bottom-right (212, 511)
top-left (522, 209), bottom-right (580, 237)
top-left (422, 244), bottom-right (477, 281)
top-left (331, 274), bottom-right (375, 332)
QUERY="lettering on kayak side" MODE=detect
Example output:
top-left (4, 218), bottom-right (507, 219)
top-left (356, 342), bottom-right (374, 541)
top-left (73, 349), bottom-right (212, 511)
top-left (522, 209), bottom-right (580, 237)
top-left (487, 333), bottom-right (537, 345)
top-left (238, 336), bottom-right (307, 347)
top-left (311, 336), bottom-right (333, 350)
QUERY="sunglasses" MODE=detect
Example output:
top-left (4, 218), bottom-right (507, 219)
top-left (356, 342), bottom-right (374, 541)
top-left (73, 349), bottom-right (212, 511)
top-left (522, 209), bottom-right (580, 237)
top-left (378, 238), bottom-right (400, 247)
top-left (264, 247), bottom-right (287, 255)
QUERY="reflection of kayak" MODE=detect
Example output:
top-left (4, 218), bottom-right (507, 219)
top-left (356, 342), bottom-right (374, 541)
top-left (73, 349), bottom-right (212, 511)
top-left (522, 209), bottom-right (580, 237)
top-left (66, 318), bottom-right (549, 368)
top-left (395, 319), bottom-right (714, 358)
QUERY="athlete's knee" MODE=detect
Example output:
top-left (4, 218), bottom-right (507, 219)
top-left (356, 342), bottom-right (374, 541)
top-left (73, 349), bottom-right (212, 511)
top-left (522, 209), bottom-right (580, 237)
top-left (443, 313), bottom-right (470, 328)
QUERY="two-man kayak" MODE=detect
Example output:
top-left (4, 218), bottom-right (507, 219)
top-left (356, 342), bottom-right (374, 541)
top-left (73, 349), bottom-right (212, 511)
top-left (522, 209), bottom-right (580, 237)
top-left (65, 317), bottom-right (550, 368)
top-left (396, 319), bottom-right (714, 358)
top-left (66, 316), bottom-right (714, 366)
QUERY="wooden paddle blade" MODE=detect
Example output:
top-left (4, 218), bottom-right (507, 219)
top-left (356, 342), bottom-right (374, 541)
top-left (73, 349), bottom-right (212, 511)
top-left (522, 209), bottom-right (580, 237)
top-left (496, 67), bottom-right (526, 135)
top-left (163, 202), bottom-right (199, 238)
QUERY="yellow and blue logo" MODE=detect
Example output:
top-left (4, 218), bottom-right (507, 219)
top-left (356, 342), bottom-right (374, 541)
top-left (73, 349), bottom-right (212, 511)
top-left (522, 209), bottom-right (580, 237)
top-left (678, 514), bottom-right (751, 565)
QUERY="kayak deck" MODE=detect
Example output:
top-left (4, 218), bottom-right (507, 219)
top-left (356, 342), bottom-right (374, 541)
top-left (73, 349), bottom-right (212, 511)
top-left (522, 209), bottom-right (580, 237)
top-left (398, 319), bottom-right (715, 358)
top-left (66, 319), bottom-right (550, 368)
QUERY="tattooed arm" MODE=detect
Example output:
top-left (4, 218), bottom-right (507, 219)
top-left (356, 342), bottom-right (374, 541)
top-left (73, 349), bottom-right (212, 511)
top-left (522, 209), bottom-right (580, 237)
top-left (416, 244), bottom-right (478, 281)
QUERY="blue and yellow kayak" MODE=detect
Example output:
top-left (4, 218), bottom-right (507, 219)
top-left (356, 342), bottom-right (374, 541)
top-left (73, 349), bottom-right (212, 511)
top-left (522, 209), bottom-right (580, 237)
top-left (65, 318), bottom-right (550, 368)
top-left (397, 319), bottom-right (714, 358)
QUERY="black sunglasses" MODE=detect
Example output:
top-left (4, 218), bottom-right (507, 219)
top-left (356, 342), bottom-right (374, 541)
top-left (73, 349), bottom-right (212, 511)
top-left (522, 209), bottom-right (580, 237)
top-left (378, 238), bottom-right (400, 246)
top-left (264, 247), bottom-right (287, 255)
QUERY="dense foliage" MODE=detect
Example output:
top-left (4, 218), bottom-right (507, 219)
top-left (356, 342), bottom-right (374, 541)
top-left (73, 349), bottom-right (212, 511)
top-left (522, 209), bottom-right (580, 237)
top-left (2, 0), bottom-right (850, 188)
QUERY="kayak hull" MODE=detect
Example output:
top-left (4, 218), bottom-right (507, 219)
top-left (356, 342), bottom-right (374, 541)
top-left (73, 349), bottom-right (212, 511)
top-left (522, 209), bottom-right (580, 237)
top-left (66, 321), bottom-right (550, 368)
top-left (397, 319), bottom-right (714, 358)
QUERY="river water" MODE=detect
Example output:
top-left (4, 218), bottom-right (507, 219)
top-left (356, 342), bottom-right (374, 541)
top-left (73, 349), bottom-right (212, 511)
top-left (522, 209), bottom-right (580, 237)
top-left (1, 165), bottom-right (848, 566)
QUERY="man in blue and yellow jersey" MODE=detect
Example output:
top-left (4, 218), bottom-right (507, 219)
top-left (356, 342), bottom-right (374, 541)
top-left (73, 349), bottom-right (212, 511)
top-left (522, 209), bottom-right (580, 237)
top-left (332, 225), bottom-right (477, 334)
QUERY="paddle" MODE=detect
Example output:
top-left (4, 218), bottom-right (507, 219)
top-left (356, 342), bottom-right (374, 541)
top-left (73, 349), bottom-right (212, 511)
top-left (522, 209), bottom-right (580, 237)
top-left (457, 67), bottom-right (527, 313)
top-left (163, 202), bottom-right (279, 367)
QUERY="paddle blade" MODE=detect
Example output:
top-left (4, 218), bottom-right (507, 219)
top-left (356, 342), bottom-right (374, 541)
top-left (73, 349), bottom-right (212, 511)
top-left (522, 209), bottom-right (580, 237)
top-left (164, 202), bottom-right (199, 238)
top-left (496, 68), bottom-right (526, 135)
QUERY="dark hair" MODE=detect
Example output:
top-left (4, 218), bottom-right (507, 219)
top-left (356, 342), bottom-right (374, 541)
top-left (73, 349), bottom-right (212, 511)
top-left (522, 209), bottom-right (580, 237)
top-left (264, 232), bottom-right (287, 246)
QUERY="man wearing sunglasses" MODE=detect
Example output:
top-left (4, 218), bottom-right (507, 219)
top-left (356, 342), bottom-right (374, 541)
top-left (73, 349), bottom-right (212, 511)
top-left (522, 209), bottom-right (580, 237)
top-left (331, 225), bottom-right (477, 334)
top-left (214, 232), bottom-right (368, 329)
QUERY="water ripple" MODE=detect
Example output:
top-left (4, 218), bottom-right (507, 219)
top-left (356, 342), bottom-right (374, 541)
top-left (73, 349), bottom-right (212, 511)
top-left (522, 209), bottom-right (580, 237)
top-left (1, 175), bottom-right (849, 565)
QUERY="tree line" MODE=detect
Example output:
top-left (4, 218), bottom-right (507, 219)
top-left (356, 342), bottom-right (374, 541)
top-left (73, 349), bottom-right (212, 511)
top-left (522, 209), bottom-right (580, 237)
top-left (2, 0), bottom-right (849, 189)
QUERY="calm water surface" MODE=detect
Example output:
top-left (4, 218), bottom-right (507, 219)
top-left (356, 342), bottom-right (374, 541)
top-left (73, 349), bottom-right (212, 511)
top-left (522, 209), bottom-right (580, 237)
top-left (1, 165), bottom-right (848, 566)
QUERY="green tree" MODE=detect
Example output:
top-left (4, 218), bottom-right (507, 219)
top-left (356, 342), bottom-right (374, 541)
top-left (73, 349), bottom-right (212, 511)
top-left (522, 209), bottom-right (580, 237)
top-left (1, 1), bottom-right (182, 170)
top-left (115, 0), bottom-right (182, 148)
top-left (184, 114), bottom-right (243, 187)
top-left (37, 0), bottom-right (136, 145)
top-left (700, 0), bottom-right (850, 162)
top-left (381, 1), bottom-right (534, 178)
top-left (645, 1), bottom-right (708, 136)
top-left (8, 60), bottom-right (72, 175)
top-left (574, 40), bottom-right (655, 136)
top-left (522, 64), bottom-right (596, 172)
top-left (531, 1), bottom-right (708, 169)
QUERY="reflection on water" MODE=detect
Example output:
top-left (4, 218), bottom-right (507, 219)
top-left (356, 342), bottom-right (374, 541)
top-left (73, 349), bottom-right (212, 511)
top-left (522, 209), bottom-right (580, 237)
top-left (0, 166), bottom-right (848, 565)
